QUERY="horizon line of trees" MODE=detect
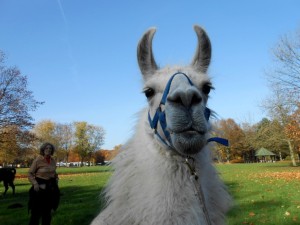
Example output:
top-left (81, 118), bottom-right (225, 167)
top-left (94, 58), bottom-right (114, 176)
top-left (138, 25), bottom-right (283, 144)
top-left (1, 25), bottom-right (299, 167)
top-left (0, 50), bottom-right (107, 167)
top-left (214, 26), bottom-right (300, 166)
top-left (0, 119), bottom-right (106, 167)
top-left (213, 113), bottom-right (300, 164)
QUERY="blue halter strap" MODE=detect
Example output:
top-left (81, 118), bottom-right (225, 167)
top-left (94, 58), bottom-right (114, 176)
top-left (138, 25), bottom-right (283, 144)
top-left (148, 72), bottom-right (228, 149)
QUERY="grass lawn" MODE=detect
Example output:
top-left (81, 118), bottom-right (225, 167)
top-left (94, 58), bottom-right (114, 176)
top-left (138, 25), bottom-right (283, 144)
top-left (0, 163), bottom-right (299, 225)
top-left (0, 166), bottom-right (111, 225)
top-left (217, 162), bottom-right (300, 225)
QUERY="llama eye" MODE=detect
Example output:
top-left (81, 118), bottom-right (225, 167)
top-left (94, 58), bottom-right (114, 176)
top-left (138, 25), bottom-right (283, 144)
top-left (202, 83), bottom-right (213, 95)
top-left (144, 88), bottom-right (155, 99)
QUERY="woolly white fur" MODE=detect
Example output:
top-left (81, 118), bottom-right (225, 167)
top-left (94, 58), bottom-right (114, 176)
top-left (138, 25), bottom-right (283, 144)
top-left (91, 109), bottom-right (231, 225)
top-left (91, 26), bottom-right (232, 225)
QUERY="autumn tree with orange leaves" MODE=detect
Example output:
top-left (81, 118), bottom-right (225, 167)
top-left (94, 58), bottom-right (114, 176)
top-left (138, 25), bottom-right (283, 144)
top-left (285, 105), bottom-right (300, 158)
top-left (214, 119), bottom-right (247, 162)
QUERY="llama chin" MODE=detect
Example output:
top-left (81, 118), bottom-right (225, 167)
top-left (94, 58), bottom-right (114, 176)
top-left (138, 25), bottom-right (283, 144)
top-left (91, 25), bottom-right (232, 225)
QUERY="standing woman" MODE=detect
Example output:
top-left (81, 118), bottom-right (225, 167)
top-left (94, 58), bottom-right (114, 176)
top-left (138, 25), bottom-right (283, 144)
top-left (28, 143), bottom-right (60, 225)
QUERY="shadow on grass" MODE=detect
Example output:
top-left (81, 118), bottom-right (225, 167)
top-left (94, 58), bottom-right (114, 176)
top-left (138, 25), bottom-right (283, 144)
top-left (0, 184), bottom-right (106, 225)
top-left (51, 185), bottom-right (106, 225)
top-left (15, 183), bottom-right (30, 187)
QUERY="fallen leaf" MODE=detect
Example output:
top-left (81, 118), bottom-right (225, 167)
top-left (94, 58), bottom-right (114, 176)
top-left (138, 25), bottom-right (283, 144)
top-left (249, 212), bottom-right (255, 217)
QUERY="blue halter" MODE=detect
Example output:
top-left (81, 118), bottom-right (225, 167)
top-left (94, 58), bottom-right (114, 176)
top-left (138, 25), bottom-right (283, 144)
top-left (148, 72), bottom-right (228, 150)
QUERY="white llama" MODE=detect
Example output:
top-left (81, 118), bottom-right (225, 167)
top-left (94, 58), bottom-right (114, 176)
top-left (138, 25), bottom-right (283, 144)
top-left (91, 25), bottom-right (232, 225)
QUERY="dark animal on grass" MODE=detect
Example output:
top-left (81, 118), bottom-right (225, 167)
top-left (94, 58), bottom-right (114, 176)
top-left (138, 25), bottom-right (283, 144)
top-left (8, 203), bottom-right (24, 209)
top-left (0, 167), bottom-right (16, 195)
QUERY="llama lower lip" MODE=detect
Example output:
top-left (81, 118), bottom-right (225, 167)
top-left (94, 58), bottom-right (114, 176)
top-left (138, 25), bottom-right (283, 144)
top-left (185, 130), bottom-right (199, 134)
top-left (183, 130), bottom-right (205, 135)
top-left (170, 129), bottom-right (206, 136)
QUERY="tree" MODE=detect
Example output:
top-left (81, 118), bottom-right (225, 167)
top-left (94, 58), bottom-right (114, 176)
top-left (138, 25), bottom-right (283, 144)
top-left (0, 51), bottom-right (43, 133)
top-left (262, 86), bottom-right (298, 166)
top-left (74, 121), bottom-right (105, 166)
top-left (214, 119), bottom-right (246, 162)
top-left (33, 121), bottom-right (76, 163)
top-left (86, 124), bottom-right (105, 164)
top-left (0, 126), bottom-right (19, 166)
top-left (32, 120), bottom-right (105, 165)
top-left (0, 125), bottom-right (36, 166)
top-left (0, 51), bottom-right (42, 165)
top-left (252, 118), bottom-right (288, 160)
top-left (94, 150), bottom-right (105, 165)
top-left (55, 123), bottom-right (74, 163)
top-left (240, 122), bottom-right (257, 162)
top-left (266, 27), bottom-right (300, 105)
top-left (264, 27), bottom-right (300, 166)
top-left (32, 120), bottom-right (59, 148)
top-left (285, 105), bottom-right (300, 160)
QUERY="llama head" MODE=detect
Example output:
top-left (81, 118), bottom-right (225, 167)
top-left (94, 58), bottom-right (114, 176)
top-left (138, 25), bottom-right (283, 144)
top-left (137, 25), bottom-right (213, 156)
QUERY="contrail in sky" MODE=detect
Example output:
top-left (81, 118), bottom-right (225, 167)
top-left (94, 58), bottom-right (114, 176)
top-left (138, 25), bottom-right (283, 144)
top-left (56, 0), bottom-right (79, 81)
top-left (56, 0), bottom-right (68, 26)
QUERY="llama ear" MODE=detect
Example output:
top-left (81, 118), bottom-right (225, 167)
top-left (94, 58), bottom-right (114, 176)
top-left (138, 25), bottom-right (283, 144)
top-left (137, 28), bottom-right (158, 79)
top-left (191, 25), bottom-right (212, 73)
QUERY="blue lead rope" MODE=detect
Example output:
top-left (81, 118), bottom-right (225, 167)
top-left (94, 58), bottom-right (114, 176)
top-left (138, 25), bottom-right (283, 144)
top-left (148, 72), bottom-right (229, 149)
top-left (207, 137), bottom-right (229, 146)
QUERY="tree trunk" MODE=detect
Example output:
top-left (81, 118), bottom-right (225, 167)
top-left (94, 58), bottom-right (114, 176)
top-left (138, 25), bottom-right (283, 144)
top-left (279, 151), bottom-right (283, 161)
top-left (80, 158), bottom-right (84, 167)
top-left (287, 140), bottom-right (297, 166)
top-left (226, 148), bottom-right (230, 163)
top-left (66, 151), bottom-right (70, 163)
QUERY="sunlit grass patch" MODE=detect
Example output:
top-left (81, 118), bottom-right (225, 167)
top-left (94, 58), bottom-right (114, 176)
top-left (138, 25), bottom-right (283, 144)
top-left (0, 168), bottom-right (111, 225)
top-left (217, 162), bottom-right (300, 225)
top-left (1, 163), bottom-right (299, 225)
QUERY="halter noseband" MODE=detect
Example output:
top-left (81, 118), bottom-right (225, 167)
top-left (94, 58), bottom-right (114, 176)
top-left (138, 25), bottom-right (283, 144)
top-left (148, 72), bottom-right (228, 150)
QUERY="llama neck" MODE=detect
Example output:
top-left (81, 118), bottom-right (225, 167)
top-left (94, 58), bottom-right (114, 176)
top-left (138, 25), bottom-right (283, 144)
top-left (115, 116), bottom-right (211, 224)
top-left (99, 110), bottom-right (227, 225)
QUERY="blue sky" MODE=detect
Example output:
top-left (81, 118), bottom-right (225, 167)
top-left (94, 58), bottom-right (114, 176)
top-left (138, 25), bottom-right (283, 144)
top-left (1, 0), bottom-right (300, 149)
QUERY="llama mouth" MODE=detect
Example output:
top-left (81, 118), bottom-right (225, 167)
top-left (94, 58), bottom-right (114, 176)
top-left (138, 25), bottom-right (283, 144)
top-left (179, 130), bottom-right (206, 141)
top-left (170, 128), bottom-right (206, 136)
top-left (180, 131), bottom-right (205, 140)
top-left (171, 130), bottom-right (207, 155)
top-left (184, 129), bottom-right (206, 135)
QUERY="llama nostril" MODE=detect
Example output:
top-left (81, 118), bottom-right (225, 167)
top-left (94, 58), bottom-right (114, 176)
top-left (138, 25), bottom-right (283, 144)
top-left (191, 94), bottom-right (202, 105)
top-left (173, 96), bottom-right (183, 105)
top-left (168, 91), bottom-right (202, 107)
top-left (168, 93), bottom-right (183, 105)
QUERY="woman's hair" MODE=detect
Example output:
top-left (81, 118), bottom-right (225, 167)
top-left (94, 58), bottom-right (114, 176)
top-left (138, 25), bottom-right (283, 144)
top-left (39, 142), bottom-right (55, 156)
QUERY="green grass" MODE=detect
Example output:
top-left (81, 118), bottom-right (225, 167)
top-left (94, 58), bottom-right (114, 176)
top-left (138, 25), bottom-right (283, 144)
top-left (217, 162), bottom-right (300, 225)
top-left (1, 163), bottom-right (299, 225)
top-left (15, 165), bottom-right (112, 177)
top-left (0, 166), bottom-right (111, 225)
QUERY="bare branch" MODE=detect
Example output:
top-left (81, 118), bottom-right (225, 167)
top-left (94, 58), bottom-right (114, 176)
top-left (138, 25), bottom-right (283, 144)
top-left (0, 50), bottom-right (43, 131)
